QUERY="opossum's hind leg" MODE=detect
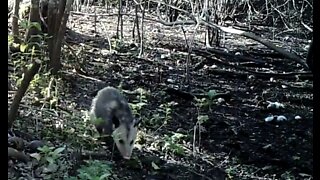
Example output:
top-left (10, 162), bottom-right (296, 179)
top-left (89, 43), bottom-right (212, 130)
top-left (96, 120), bottom-right (113, 144)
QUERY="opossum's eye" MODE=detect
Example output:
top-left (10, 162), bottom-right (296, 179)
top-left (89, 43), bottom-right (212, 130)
top-left (130, 140), bottom-right (134, 145)
top-left (119, 139), bottom-right (124, 144)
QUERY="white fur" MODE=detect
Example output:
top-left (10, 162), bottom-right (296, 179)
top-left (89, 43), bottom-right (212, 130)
top-left (112, 123), bottom-right (138, 159)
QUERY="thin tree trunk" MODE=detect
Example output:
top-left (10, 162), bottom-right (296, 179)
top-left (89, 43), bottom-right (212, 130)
top-left (8, 60), bottom-right (41, 129)
top-left (49, 0), bottom-right (74, 73)
top-left (139, 1), bottom-right (144, 57)
top-left (46, 0), bottom-right (73, 73)
top-left (116, 0), bottom-right (123, 39)
top-left (105, 0), bottom-right (109, 13)
top-left (25, 0), bottom-right (41, 50)
top-left (54, 0), bottom-right (66, 34)
top-left (133, 3), bottom-right (140, 43)
top-left (47, 0), bottom-right (58, 61)
top-left (120, 0), bottom-right (123, 39)
top-left (132, 12), bottom-right (135, 40)
top-left (12, 0), bottom-right (21, 43)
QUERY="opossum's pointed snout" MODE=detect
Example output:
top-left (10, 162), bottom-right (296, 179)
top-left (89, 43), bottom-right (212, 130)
top-left (121, 151), bottom-right (132, 160)
top-left (117, 146), bottom-right (132, 160)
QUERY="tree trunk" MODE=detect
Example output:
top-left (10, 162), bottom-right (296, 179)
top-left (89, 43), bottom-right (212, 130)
top-left (12, 0), bottom-right (21, 44)
top-left (25, 0), bottom-right (41, 50)
top-left (47, 0), bottom-right (58, 62)
top-left (47, 0), bottom-right (74, 74)
top-left (8, 60), bottom-right (41, 129)
top-left (116, 0), bottom-right (123, 39)
top-left (133, 3), bottom-right (140, 43)
top-left (139, 1), bottom-right (144, 57)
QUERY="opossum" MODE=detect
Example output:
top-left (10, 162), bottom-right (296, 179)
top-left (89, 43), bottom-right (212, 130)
top-left (90, 86), bottom-right (141, 159)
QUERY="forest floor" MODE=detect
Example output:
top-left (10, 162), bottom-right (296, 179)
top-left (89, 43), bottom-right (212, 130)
top-left (8, 5), bottom-right (313, 180)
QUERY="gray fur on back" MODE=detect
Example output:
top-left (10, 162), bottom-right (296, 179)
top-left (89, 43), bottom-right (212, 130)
top-left (90, 87), bottom-right (134, 135)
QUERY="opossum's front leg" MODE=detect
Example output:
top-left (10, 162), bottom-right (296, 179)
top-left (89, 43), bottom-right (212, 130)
top-left (102, 116), bottom-right (117, 144)
top-left (101, 118), bottom-right (114, 135)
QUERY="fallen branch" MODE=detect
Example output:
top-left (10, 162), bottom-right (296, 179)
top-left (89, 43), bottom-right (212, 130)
top-left (214, 24), bottom-right (308, 69)
top-left (8, 147), bottom-right (29, 163)
top-left (207, 68), bottom-right (312, 81)
top-left (164, 86), bottom-right (232, 101)
top-left (194, 49), bottom-right (312, 79)
top-left (63, 70), bottom-right (105, 85)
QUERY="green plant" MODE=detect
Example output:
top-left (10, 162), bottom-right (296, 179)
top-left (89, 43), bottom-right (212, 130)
top-left (9, 18), bottom-right (53, 105)
top-left (150, 132), bottom-right (186, 156)
top-left (194, 114), bottom-right (209, 147)
top-left (27, 73), bottom-right (61, 107)
top-left (67, 160), bottom-right (113, 180)
top-left (160, 102), bottom-right (173, 122)
top-left (29, 145), bottom-right (67, 178)
top-left (150, 113), bottom-right (162, 125)
top-left (129, 87), bottom-right (148, 117)
top-left (193, 89), bottom-right (218, 110)
top-left (19, 19), bottom-right (47, 52)
top-left (42, 110), bottom-right (100, 151)
top-left (33, 145), bottom-right (66, 165)
top-left (192, 92), bottom-right (210, 155)
top-left (162, 133), bottom-right (186, 156)
top-left (150, 102), bottom-right (173, 131)
top-left (111, 39), bottom-right (124, 51)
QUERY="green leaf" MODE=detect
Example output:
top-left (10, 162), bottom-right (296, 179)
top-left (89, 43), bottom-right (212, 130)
top-left (43, 163), bottom-right (58, 173)
top-left (151, 162), bottom-right (160, 170)
top-left (45, 156), bottom-right (54, 164)
top-left (50, 98), bottom-right (58, 105)
top-left (207, 90), bottom-right (217, 99)
top-left (29, 22), bottom-right (42, 31)
top-left (20, 19), bottom-right (29, 29)
top-left (197, 115), bottom-right (209, 123)
top-left (99, 172), bottom-right (111, 180)
top-left (53, 146), bottom-right (65, 155)
top-left (29, 153), bottom-right (42, 161)
top-left (171, 133), bottom-right (185, 141)
top-left (38, 145), bottom-right (54, 153)
top-left (20, 43), bottom-right (28, 52)
top-left (8, 35), bottom-right (14, 43)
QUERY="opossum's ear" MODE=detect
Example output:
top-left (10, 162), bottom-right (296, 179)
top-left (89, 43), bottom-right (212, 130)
top-left (134, 118), bottom-right (142, 127)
